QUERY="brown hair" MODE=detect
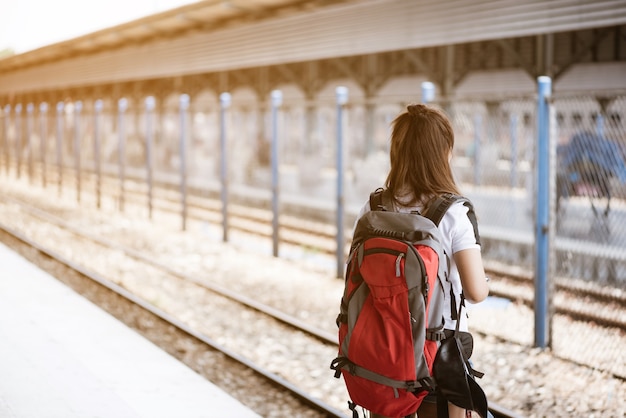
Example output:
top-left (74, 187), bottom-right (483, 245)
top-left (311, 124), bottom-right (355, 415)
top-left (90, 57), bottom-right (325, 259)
top-left (385, 103), bottom-right (460, 207)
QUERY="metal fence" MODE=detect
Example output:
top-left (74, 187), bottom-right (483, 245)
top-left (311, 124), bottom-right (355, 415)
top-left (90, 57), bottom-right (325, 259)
top-left (1, 78), bottom-right (625, 348)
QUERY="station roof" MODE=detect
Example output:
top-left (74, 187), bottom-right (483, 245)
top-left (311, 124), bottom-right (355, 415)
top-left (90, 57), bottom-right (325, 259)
top-left (0, 0), bottom-right (353, 73)
top-left (1, 0), bottom-right (625, 96)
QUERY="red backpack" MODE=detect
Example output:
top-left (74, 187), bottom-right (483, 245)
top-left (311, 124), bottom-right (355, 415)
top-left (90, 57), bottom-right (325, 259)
top-left (331, 189), bottom-right (464, 418)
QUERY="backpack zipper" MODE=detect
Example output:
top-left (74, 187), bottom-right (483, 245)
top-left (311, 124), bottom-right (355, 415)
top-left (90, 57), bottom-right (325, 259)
top-left (362, 247), bottom-right (407, 278)
top-left (395, 253), bottom-right (404, 277)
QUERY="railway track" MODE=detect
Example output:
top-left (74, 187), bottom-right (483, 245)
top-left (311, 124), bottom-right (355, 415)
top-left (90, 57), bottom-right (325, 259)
top-left (0, 186), bottom-right (525, 418)
top-left (5, 174), bottom-right (626, 333)
top-left (0, 216), bottom-right (345, 417)
top-left (19, 168), bottom-right (625, 331)
top-left (146, 186), bottom-right (626, 331)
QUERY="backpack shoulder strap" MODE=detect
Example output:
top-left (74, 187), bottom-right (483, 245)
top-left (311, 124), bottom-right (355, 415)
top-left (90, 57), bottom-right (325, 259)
top-left (369, 190), bottom-right (477, 236)
top-left (425, 193), bottom-right (481, 245)
top-left (424, 193), bottom-right (466, 226)
top-left (369, 188), bottom-right (393, 211)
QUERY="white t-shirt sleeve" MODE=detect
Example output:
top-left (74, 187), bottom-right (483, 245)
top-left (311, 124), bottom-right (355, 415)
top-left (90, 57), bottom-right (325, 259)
top-left (438, 200), bottom-right (481, 331)
top-left (440, 200), bottom-right (481, 254)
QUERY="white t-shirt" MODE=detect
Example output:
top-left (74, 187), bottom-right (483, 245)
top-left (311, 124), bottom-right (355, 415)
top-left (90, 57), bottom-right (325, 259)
top-left (354, 197), bottom-right (481, 332)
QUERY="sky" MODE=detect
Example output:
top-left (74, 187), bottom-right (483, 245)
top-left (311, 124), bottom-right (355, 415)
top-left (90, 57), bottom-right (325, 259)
top-left (0, 0), bottom-right (198, 54)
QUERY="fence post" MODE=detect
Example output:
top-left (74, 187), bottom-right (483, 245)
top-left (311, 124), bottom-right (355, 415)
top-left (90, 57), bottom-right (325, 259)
top-left (118, 98), bottom-right (127, 212)
top-left (219, 92), bottom-right (231, 242)
top-left (0, 105), bottom-right (3, 173)
top-left (510, 114), bottom-right (518, 188)
top-left (335, 86), bottom-right (348, 279)
top-left (56, 102), bottom-right (64, 195)
top-left (270, 90), bottom-right (283, 257)
top-left (421, 81), bottom-right (435, 104)
top-left (26, 103), bottom-right (34, 183)
top-left (145, 97), bottom-right (155, 219)
top-left (473, 114), bottom-right (482, 185)
top-left (94, 100), bottom-right (103, 209)
top-left (179, 94), bottom-right (189, 231)
top-left (15, 104), bottom-right (21, 179)
top-left (535, 76), bottom-right (552, 349)
top-left (74, 101), bottom-right (82, 202)
top-left (40, 103), bottom-right (48, 188)
top-left (3, 105), bottom-right (9, 175)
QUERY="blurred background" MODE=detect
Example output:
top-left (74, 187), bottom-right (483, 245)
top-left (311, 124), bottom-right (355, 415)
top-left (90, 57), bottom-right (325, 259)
top-left (1, 0), bottom-right (625, 384)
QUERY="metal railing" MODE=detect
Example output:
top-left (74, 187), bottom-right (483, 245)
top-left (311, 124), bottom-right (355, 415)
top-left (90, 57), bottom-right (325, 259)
top-left (1, 78), bottom-right (625, 350)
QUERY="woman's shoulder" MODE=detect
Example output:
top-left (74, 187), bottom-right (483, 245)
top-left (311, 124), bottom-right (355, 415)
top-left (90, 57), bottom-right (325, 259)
top-left (448, 195), bottom-right (474, 211)
top-left (441, 195), bottom-right (481, 246)
top-left (440, 195), bottom-right (477, 221)
top-left (421, 193), bottom-right (469, 223)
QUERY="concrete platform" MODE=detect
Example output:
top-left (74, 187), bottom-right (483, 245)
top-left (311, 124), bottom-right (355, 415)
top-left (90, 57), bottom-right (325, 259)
top-left (0, 242), bottom-right (260, 418)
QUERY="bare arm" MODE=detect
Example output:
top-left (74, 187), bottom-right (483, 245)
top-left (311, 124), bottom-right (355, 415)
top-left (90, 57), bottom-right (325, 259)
top-left (453, 248), bottom-right (489, 303)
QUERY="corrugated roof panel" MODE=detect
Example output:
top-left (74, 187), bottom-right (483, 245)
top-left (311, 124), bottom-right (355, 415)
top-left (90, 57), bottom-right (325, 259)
top-left (555, 62), bottom-right (626, 93)
top-left (122, 0), bottom-right (626, 65)
top-left (454, 69), bottom-right (536, 98)
top-left (1, 0), bottom-right (625, 95)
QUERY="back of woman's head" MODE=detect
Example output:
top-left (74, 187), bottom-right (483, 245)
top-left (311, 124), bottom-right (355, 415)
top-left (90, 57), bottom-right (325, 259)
top-left (385, 103), bottom-right (460, 205)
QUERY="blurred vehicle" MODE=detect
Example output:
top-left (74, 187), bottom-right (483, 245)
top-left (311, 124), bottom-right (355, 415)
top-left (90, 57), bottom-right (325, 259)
top-left (556, 131), bottom-right (626, 235)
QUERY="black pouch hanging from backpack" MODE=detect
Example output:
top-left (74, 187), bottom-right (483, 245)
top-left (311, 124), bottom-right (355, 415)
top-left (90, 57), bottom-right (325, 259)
top-left (432, 297), bottom-right (490, 418)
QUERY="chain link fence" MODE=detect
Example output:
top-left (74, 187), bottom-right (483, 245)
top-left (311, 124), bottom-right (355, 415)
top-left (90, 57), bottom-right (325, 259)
top-left (1, 87), bottom-right (625, 377)
top-left (2, 91), bottom-right (626, 282)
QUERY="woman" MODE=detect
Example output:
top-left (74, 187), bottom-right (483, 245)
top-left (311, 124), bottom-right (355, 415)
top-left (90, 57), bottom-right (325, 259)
top-left (357, 103), bottom-right (490, 418)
